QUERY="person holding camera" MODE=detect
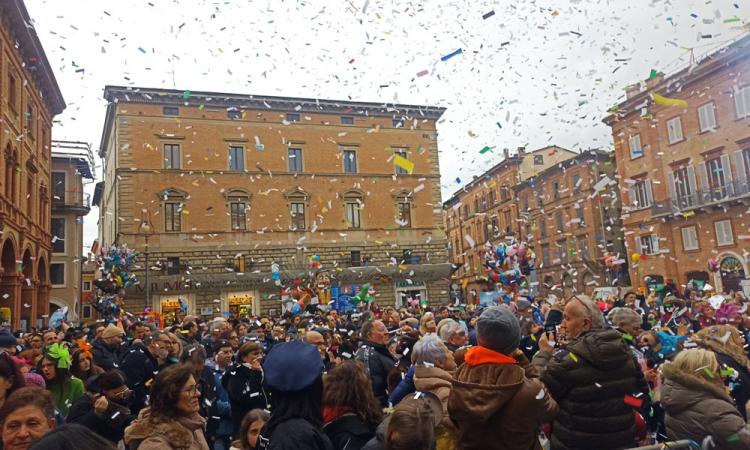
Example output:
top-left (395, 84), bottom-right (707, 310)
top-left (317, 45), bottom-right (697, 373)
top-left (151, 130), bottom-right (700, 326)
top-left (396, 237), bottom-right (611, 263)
top-left (67, 369), bottom-right (136, 445)
top-left (533, 296), bottom-right (641, 450)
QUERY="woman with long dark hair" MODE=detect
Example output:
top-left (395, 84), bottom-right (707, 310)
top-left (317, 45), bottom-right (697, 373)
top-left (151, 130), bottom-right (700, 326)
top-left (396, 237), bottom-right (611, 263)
top-left (39, 343), bottom-right (84, 416)
top-left (257, 340), bottom-right (332, 450)
top-left (323, 361), bottom-right (382, 450)
top-left (230, 409), bottom-right (270, 450)
top-left (123, 363), bottom-right (209, 450)
top-left (70, 340), bottom-right (104, 384)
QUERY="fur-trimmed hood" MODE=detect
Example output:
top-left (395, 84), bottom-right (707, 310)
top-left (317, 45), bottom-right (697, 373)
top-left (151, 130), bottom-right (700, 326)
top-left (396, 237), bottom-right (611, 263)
top-left (124, 407), bottom-right (207, 450)
top-left (661, 363), bottom-right (733, 413)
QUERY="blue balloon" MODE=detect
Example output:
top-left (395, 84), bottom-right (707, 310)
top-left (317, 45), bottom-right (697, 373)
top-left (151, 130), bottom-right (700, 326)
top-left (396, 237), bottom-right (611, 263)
top-left (291, 303), bottom-right (302, 315)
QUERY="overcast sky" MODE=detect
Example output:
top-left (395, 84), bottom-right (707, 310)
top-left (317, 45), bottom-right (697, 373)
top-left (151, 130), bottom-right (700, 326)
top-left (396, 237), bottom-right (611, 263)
top-left (23, 0), bottom-right (750, 251)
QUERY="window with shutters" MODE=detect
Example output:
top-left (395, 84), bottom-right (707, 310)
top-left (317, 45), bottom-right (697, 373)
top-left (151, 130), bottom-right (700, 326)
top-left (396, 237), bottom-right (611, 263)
top-left (671, 166), bottom-right (696, 208)
top-left (539, 217), bottom-right (547, 239)
top-left (681, 226), bottom-right (699, 251)
top-left (342, 149), bottom-right (358, 173)
top-left (488, 189), bottom-right (496, 206)
top-left (290, 203), bottom-right (305, 230)
top-left (631, 180), bottom-right (652, 209)
top-left (344, 191), bottom-right (363, 228)
top-left (629, 134), bottom-right (643, 158)
top-left (288, 148), bottom-right (303, 172)
top-left (164, 144), bottom-right (181, 169)
top-left (706, 157), bottom-right (729, 200)
top-left (555, 211), bottom-right (563, 232)
top-left (734, 85), bottom-right (750, 119)
top-left (575, 203), bottom-right (585, 227)
top-left (698, 103), bottom-right (717, 132)
top-left (638, 235), bottom-right (659, 255)
top-left (229, 198), bottom-right (248, 231)
top-left (553, 181), bottom-right (560, 199)
top-left (715, 220), bottom-right (734, 246)
top-left (165, 201), bottom-right (182, 232)
top-left (541, 244), bottom-right (550, 266)
top-left (491, 217), bottom-right (499, 237)
top-left (396, 193), bottom-right (412, 228)
top-left (228, 145), bottom-right (244, 171)
top-left (666, 117), bottom-right (684, 144)
top-left (578, 237), bottom-right (589, 259)
top-left (572, 174), bottom-right (582, 193)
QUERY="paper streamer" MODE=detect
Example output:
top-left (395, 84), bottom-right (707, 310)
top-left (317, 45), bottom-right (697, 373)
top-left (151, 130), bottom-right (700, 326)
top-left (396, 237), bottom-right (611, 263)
top-left (393, 155), bottom-right (415, 173)
top-left (651, 92), bottom-right (688, 108)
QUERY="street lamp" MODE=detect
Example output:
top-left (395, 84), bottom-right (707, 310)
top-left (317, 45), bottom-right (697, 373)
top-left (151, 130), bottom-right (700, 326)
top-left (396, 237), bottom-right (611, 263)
top-left (139, 211), bottom-right (153, 310)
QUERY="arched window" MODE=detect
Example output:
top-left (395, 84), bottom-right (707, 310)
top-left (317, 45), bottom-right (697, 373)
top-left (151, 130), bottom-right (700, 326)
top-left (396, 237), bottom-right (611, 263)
top-left (162, 189), bottom-right (186, 232)
top-left (225, 189), bottom-right (250, 231)
top-left (343, 190), bottom-right (364, 229)
top-left (285, 188), bottom-right (309, 231)
top-left (394, 192), bottom-right (412, 228)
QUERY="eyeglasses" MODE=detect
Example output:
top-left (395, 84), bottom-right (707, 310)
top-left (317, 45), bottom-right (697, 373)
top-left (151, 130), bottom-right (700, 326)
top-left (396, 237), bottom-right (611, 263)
top-left (181, 384), bottom-right (200, 395)
top-left (110, 387), bottom-right (132, 399)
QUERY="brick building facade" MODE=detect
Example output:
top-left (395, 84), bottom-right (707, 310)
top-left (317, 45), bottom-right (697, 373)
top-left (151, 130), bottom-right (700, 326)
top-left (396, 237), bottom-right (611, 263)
top-left (50, 141), bottom-right (94, 323)
top-left (514, 150), bottom-right (628, 297)
top-left (443, 146), bottom-right (577, 301)
top-left (0, 0), bottom-right (65, 330)
top-left (98, 86), bottom-right (450, 320)
top-left (604, 35), bottom-right (750, 294)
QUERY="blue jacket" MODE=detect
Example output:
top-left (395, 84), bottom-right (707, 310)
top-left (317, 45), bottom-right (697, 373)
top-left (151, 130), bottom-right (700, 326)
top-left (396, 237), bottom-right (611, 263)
top-left (387, 365), bottom-right (415, 406)
top-left (212, 367), bottom-right (233, 438)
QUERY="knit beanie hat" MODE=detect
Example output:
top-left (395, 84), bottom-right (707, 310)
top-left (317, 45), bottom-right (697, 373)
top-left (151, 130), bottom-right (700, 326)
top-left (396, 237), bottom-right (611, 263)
top-left (476, 305), bottom-right (520, 355)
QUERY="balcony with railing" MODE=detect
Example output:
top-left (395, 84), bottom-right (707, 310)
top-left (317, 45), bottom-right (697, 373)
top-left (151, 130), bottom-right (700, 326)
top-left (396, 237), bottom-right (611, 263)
top-left (652, 179), bottom-right (750, 217)
top-left (51, 190), bottom-right (91, 215)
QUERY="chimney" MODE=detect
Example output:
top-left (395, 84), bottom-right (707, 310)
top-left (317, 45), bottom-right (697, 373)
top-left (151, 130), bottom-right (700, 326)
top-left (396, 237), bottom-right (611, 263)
top-left (503, 148), bottom-right (509, 159)
top-left (644, 72), bottom-right (665, 90)
top-left (517, 146), bottom-right (526, 156)
top-left (625, 83), bottom-right (643, 99)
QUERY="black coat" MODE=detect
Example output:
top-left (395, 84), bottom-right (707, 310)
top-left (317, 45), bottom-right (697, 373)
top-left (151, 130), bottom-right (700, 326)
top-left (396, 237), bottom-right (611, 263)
top-left (716, 352), bottom-right (750, 420)
top-left (92, 339), bottom-right (121, 371)
top-left (323, 414), bottom-right (374, 450)
top-left (258, 418), bottom-right (333, 450)
top-left (67, 392), bottom-right (136, 444)
top-left (222, 362), bottom-right (269, 434)
top-left (119, 342), bottom-right (159, 415)
top-left (537, 328), bottom-right (639, 450)
top-left (354, 341), bottom-right (396, 408)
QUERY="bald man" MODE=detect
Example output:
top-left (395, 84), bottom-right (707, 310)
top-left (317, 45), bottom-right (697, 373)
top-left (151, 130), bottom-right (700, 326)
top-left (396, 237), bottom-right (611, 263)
top-left (303, 331), bottom-right (337, 371)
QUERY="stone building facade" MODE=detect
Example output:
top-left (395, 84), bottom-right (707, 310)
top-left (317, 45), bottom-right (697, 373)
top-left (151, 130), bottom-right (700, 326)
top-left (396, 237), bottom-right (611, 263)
top-left (443, 146), bottom-right (577, 301)
top-left (98, 86), bottom-right (450, 320)
top-left (0, 0), bottom-right (65, 330)
top-left (604, 35), bottom-right (750, 294)
top-left (50, 141), bottom-right (94, 323)
top-left (514, 149), bottom-right (628, 297)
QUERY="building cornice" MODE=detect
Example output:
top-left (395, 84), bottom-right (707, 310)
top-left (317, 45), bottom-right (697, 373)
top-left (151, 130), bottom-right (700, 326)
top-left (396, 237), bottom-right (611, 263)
top-left (603, 33), bottom-right (750, 126)
top-left (100, 86), bottom-right (445, 157)
top-left (1, 0), bottom-right (65, 116)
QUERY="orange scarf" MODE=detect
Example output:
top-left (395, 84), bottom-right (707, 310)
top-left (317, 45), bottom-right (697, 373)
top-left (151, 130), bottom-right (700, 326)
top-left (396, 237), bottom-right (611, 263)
top-left (464, 346), bottom-right (517, 366)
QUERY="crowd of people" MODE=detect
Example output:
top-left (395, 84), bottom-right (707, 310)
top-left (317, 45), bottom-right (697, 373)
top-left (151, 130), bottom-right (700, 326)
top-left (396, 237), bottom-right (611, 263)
top-left (0, 280), bottom-right (748, 449)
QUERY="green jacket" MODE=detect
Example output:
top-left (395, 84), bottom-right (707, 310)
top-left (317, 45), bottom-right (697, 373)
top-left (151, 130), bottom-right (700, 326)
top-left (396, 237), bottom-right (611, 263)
top-left (47, 376), bottom-right (84, 416)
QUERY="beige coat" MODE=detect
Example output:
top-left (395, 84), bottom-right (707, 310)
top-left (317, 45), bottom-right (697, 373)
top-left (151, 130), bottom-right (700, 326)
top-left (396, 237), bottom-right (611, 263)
top-left (124, 408), bottom-right (210, 450)
top-left (414, 365), bottom-right (456, 450)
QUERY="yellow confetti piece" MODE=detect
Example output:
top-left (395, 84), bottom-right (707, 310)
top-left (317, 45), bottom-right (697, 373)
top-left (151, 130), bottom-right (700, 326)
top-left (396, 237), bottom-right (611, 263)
top-left (652, 92), bottom-right (688, 108)
top-left (182, 210), bottom-right (189, 215)
top-left (398, 264), bottom-right (408, 270)
top-left (569, 352), bottom-right (578, 363)
top-left (322, 207), bottom-right (328, 213)
top-left (394, 155), bottom-right (414, 174)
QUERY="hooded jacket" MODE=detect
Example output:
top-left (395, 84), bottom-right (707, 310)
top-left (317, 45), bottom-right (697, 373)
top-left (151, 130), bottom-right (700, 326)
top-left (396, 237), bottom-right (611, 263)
top-left (414, 365), bottom-right (456, 450)
top-left (661, 363), bottom-right (750, 449)
top-left (92, 338), bottom-right (121, 371)
top-left (533, 328), bottom-right (638, 450)
top-left (448, 346), bottom-right (558, 450)
top-left (323, 413), bottom-right (375, 450)
top-left (124, 408), bottom-right (209, 450)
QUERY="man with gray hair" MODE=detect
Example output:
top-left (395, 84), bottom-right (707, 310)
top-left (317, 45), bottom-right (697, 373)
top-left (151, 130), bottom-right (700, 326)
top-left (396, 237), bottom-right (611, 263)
top-left (533, 296), bottom-right (640, 449)
top-left (448, 305), bottom-right (558, 450)
top-left (438, 320), bottom-right (468, 353)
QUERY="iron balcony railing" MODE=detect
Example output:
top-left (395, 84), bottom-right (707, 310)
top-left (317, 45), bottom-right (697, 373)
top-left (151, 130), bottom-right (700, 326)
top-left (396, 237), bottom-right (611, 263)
top-left (651, 179), bottom-right (750, 216)
top-left (51, 190), bottom-right (91, 210)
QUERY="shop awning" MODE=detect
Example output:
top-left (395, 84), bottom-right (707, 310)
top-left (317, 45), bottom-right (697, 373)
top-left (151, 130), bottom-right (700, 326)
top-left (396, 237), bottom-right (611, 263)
top-left (125, 263), bottom-right (453, 295)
